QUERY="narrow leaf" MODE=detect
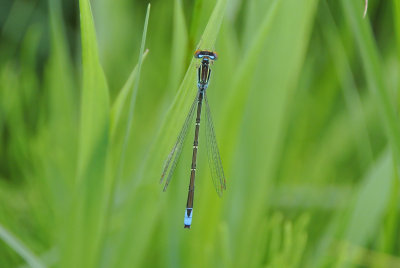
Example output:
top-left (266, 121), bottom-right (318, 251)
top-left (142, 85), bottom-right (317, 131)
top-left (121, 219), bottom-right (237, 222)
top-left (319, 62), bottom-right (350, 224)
top-left (0, 223), bottom-right (46, 268)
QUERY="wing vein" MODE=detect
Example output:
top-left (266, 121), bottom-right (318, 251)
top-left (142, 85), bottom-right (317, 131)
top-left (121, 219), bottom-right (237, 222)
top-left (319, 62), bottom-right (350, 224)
top-left (160, 94), bottom-right (198, 191)
top-left (204, 93), bottom-right (226, 196)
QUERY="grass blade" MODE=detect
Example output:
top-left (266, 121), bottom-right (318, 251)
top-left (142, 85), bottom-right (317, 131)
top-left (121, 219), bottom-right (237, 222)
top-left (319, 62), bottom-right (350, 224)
top-left (225, 0), bottom-right (318, 265)
top-left (168, 0), bottom-right (188, 92)
top-left (345, 150), bottom-right (393, 245)
top-left (132, 0), bottom-right (228, 190)
top-left (108, 0), bottom-right (228, 266)
top-left (77, 0), bottom-right (110, 174)
top-left (110, 49), bottom-right (149, 138)
top-left (61, 0), bottom-right (110, 267)
top-left (341, 0), bottom-right (400, 163)
top-left (114, 3), bottom-right (150, 156)
top-left (0, 223), bottom-right (46, 268)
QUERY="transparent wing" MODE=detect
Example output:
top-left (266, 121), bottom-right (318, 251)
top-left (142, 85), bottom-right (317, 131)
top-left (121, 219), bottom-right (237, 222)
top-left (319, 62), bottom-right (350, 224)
top-left (204, 93), bottom-right (226, 197)
top-left (160, 94), bottom-right (198, 191)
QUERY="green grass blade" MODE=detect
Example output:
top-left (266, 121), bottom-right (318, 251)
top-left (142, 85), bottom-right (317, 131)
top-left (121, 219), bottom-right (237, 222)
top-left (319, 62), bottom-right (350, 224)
top-left (114, 3), bottom-right (150, 145)
top-left (60, 0), bottom-right (110, 267)
top-left (77, 0), bottom-right (110, 174)
top-left (45, 0), bottom-right (78, 212)
top-left (110, 49), bottom-right (149, 138)
top-left (197, 0), bottom-right (227, 50)
top-left (310, 150), bottom-right (393, 267)
top-left (225, 0), bottom-right (318, 265)
top-left (319, 1), bottom-right (373, 164)
top-left (332, 150), bottom-right (393, 266)
top-left (110, 4), bottom-right (150, 204)
top-left (134, 0), bottom-right (228, 188)
top-left (108, 0), bottom-right (228, 266)
top-left (344, 150), bottom-right (392, 245)
top-left (168, 0), bottom-right (188, 92)
top-left (219, 0), bottom-right (280, 157)
top-left (0, 223), bottom-right (46, 268)
top-left (341, 0), bottom-right (400, 162)
top-left (108, 3), bottom-right (150, 213)
top-left (188, 0), bottom-right (203, 47)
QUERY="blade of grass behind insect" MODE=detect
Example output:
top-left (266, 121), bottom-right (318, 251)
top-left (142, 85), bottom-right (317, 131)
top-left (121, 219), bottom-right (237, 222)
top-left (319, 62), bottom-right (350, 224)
top-left (189, 0), bottom-right (277, 251)
top-left (0, 223), bottom-right (46, 268)
top-left (197, 0), bottom-right (227, 50)
top-left (131, 0), bottom-right (228, 189)
top-left (341, 0), bottom-right (400, 163)
top-left (241, 0), bottom-right (277, 48)
top-left (188, 0), bottom-right (203, 47)
top-left (110, 1), bottom-right (228, 267)
top-left (60, 0), bottom-right (110, 267)
top-left (186, 2), bottom-right (281, 240)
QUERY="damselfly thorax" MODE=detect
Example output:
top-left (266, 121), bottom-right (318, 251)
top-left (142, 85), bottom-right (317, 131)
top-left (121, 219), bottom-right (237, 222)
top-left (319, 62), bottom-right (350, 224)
top-left (195, 50), bottom-right (217, 91)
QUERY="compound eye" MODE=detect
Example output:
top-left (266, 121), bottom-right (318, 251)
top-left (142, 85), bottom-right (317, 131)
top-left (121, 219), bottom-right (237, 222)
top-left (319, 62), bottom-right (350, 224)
top-left (212, 52), bottom-right (218, 60)
top-left (194, 50), bottom-right (202, 58)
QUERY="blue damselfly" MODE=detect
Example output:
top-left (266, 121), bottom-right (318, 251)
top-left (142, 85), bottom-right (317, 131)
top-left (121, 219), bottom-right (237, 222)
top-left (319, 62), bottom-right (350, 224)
top-left (160, 50), bottom-right (226, 229)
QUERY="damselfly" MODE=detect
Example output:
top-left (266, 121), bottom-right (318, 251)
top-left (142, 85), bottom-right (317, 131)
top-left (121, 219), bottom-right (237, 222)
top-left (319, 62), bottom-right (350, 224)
top-left (160, 50), bottom-right (226, 229)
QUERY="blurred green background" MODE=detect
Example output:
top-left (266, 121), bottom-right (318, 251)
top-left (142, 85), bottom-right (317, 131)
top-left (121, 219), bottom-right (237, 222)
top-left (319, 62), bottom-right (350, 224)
top-left (0, 0), bottom-right (399, 267)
